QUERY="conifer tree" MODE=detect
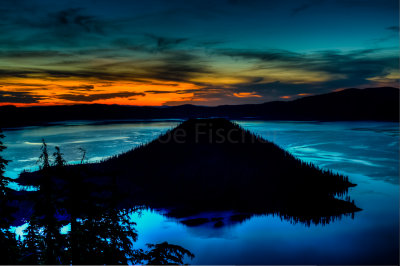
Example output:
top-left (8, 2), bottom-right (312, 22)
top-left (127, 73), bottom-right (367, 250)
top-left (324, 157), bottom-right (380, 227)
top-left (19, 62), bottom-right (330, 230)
top-left (21, 214), bottom-right (44, 264)
top-left (37, 139), bottom-right (50, 170)
top-left (0, 129), bottom-right (12, 200)
top-left (67, 153), bottom-right (88, 264)
top-left (53, 146), bottom-right (66, 168)
top-left (78, 147), bottom-right (86, 164)
top-left (0, 129), bottom-right (20, 264)
top-left (70, 175), bottom-right (138, 264)
top-left (144, 242), bottom-right (195, 265)
top-left (0, 128), bottom-right (15, 227)
top-left (34, 140), bottom-right (66, 264)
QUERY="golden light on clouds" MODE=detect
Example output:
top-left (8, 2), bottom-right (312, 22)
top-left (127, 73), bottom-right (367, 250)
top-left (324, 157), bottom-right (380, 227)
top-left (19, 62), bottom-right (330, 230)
top-left (1, 48), bottom-right (398, 106)
top-left (0, 77), bottom-right (202, 107)
top-left (233, 92), bottom-right (262, 98)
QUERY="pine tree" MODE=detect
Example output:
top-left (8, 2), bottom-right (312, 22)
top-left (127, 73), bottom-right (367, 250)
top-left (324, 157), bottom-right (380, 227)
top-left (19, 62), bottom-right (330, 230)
top-left (21, 214), bottom-right (44, 264)
top-left (144, 242), bottom-right (195, 265)
top-left (0, 128), bottom-right (14, 228)
top-left (0, 229), bottom-right (20, 264)
top-left (67, 162), bottom-right (87, 264)
top-left (34, 140), bottom-right (66, 264)
top-left (78, 147), bottom-right (86, 164)
top-left (0, 129), bottom-right (20, 264)
top-left (37, 138), bottom-right (50, 170)
top-left (69, 176), bottom-right (138, 264)
top-left (0, 129), bottom-right (12, 198)
top-left (53, 146), bottom-right (66, 168)
top-left (103, 176), bottom-right (138, 264)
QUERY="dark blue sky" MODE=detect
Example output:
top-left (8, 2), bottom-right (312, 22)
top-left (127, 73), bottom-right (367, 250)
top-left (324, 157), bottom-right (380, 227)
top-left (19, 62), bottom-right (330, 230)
top-left (0, 0), bottom-right (398, 106)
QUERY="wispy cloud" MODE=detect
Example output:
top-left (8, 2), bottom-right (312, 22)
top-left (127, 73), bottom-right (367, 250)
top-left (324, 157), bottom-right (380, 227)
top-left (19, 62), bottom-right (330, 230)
top-left (145, 34), bottom-right (189, 52)
top-left (386, 26), bottom-right (399, 32)
top-left (57, 92), bottom-right (145, 102)
top-left (291, 0), bottom-right (323, 16)
top-left (218, 48), bottom-right (398, 85)
top-left (0, 0), bottom-right (397, 106)
top-left (0, 90), bottom-right (48, 103)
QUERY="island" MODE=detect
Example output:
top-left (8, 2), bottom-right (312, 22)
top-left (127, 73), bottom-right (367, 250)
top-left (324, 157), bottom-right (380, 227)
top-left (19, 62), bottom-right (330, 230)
top-left (16, 118), bottom-right (361, 227)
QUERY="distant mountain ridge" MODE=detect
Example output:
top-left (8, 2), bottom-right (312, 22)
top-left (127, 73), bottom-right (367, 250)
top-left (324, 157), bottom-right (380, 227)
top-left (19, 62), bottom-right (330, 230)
top-left (1, 87), bottom-right (398, 127)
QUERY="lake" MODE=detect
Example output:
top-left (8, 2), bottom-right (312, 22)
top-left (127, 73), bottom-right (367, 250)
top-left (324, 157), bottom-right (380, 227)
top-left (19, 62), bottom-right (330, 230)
top-left (2, 120), bottom-right (399, 264)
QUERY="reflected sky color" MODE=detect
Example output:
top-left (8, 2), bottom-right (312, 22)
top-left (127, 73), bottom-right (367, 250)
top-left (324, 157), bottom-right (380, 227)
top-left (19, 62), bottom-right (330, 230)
top-left (2, 120), bottom-right (399, 264)
top-left (0, 0), bottom-right (398, 106)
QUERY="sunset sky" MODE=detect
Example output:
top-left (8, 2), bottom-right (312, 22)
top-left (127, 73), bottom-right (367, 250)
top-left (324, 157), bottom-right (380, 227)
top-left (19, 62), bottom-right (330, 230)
top-left (0, 0), bottom-right (398, 106)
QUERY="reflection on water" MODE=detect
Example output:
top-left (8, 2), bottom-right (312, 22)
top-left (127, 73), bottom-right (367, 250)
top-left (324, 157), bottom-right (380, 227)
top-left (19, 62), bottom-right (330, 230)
top-left (3, 120), bottom-right (399, 264)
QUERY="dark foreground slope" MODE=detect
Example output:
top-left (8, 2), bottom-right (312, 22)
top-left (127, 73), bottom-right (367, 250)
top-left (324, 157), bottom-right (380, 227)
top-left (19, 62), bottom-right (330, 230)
top-left (17, 119), bottom-right (360, 226)
top-left (2, 87), bottom-right (398, 127)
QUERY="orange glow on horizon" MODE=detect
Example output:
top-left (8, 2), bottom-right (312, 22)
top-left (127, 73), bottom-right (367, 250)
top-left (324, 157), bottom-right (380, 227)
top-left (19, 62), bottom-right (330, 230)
top-left (233, 92), bottom-right (262, 98)
top-left (0, 77), bottom-right (202, 107)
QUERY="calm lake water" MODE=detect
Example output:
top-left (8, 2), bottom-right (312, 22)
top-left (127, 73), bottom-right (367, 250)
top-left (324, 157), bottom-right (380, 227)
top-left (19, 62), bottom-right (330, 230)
top-left (2, 120), bottom-right (399, 264)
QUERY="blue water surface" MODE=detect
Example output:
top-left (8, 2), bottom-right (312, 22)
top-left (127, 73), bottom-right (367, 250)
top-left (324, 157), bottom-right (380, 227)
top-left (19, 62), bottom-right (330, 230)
top-left (2, 120), bottom-right (399, 264)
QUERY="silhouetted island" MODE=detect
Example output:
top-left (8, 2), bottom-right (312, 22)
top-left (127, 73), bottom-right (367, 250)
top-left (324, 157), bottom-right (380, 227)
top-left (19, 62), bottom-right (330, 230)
top-left (1, 87), bottom-right (398, 128)
top-left (16, 118), bottom-right (360, 226)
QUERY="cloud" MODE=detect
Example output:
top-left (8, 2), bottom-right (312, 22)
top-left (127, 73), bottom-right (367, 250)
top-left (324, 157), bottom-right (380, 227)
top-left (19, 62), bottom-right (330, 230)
top-left (0, 0), bottom-right (397, 106)
top-left (0, 82), bottom-right (49, 89)
top-left (0, 49), bottom-right (210, 84)
top-left (0, 70), bottom-right (33, 78)
top-left (386, 26), bottom-right (400, 32)
top-left (233, 81), bottom-right (323, 99)
top-left (335, 0), bottom-right (398, 10)
top-left (0, 68), bottom-right (140, 82)
top-left (139, 51), bottom-right (211, 82)
top-left (161, 86), bottom-right (266, 106)
top-left (0, 5), bottom-right (112, 49)
top-left (57, 92), bottom-right (145, 102)
top-left (219, 48), bottom-right (398, 86)
top-left (147, 64), bottom-right (209, 82)
top-left (147, 88), bottom-right (230, 97)
top-left (145, 34), bottom-right (188, 51)
top-left (0, 90), bottom-right (48, 103)
top-left (53, 8), bottom-right (105, 34)
top-left (219, 49), bottom-right (300, 62)
top-left (0, 50), bottom-right (67, 58)
top-left (233, 92), bottom-right (262, 98)
top-left (145, 90), bottom-right (176, 94)
top-left (291, 0), bottom-right (323, 16)
top-left (65, 85), bottom-right (95, 91)
top-left (0, 45), bottom-right (397, 105)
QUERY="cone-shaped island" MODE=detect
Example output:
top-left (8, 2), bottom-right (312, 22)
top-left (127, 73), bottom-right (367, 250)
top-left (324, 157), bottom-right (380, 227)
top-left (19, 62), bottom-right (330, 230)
top-left (17, 118), bottom-right (360, 226)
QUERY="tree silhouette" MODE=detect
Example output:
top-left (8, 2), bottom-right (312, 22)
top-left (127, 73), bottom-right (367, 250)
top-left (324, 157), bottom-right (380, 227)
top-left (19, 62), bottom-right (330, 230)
top-left (32, 141), bottom-right (67, 264)
top-left (78, 147), bottom-right (86, 164)
top-left (65, 150), bottom-right (97, 264)
top-left (0, 129), bottom-right (11, 196)
top-left (53, 146), bottom-right (66, 168)
top-left (0, 230), bottom-right (20, 264)
top-left (13, 141), bottom-right (195, 265)
top-left (68, 175), bottom-right (138, 264)
top-left (37, 138), bottom-right (50, 170)
top-left (0, 128), bottom-right (14, 227)
top-left (0, 129), bottom-right (20, 264)
top-left (143, 242), bottom-right (195, 265)
top-left (21, 214), bottom-right (45, 264)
